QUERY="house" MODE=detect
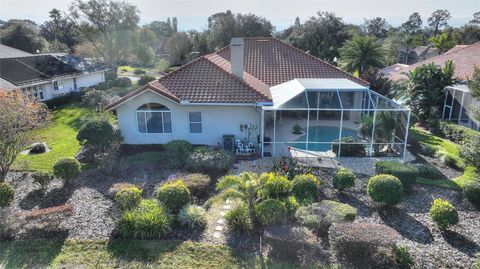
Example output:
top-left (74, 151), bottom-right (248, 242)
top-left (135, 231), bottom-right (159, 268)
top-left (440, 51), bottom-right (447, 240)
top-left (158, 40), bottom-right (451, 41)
top-left (396, 44), bottom-right (440, 65)
top-left (107, 37), bottom-right (410, 158)
top-left (381, 43), bottom-right (480, 130)
top-left (0, 44), bottom-right (108, 101)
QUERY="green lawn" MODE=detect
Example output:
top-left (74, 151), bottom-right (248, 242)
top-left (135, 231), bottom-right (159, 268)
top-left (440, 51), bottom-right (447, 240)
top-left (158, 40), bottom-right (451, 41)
top-left (0, 240), bottom-right (306, 269)
top-left (410, 127), bottom-right (478, 188)
top-left (13, 103), bottom-right (94, 172)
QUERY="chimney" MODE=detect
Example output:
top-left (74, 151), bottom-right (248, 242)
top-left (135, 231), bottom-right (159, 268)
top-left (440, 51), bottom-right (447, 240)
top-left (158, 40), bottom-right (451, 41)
top-left (230, 38), bottom-right (244, 79)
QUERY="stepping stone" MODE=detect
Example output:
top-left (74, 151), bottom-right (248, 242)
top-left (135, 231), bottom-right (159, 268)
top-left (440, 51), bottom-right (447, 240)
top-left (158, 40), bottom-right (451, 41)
top-left (223, 205), bottom-right (231, 210)
top-left (216, 219), bottom-right (225, 224)
top-left (213, 232), bottom-right (222, 238)
top-left (215, 225), bottom-right (224, 231)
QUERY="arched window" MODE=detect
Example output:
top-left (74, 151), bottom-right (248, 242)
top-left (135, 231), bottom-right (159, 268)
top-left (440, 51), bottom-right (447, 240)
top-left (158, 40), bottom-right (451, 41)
top-left (136, 103), bottom-right (172, 133)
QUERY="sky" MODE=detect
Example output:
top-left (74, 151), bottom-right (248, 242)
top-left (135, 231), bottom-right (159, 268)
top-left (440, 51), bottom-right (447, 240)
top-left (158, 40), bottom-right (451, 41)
top-left (1, 0), bottom-right (479, 31)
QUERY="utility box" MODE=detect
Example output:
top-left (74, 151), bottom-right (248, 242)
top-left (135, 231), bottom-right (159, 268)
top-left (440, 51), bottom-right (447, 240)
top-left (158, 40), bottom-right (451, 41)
top-left (223, 135), bottom-right (235, 152)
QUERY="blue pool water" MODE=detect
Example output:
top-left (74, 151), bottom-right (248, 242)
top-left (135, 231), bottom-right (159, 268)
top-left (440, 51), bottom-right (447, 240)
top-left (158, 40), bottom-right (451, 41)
top-left (289, 126), bottom-right (358, 152)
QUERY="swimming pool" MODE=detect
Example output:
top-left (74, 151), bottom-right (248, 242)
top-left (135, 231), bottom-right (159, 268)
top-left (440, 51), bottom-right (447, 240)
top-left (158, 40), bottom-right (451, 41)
top-left (289, 126), bottom-right (358, 152)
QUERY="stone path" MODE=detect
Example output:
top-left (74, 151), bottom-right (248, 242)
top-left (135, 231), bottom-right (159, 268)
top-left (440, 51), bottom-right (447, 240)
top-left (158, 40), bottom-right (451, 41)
top-left (212, 199), bottom-right (231, 240)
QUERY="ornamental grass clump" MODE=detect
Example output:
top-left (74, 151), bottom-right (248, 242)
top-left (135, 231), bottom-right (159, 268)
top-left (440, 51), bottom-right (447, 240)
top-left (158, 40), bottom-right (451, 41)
top-left (367, 174), bottom-right (403, 206)
top-left (225, 203), bottom-right (252, 235)
top-left (117, 199), bottom-right (171, 239)
top-left (177, 205), bottom-right (207, 229)
top-left (157, 180), bottom-right (191, 213)
top-left (333, 167), bottom-right (356, 192)
top-left (429, 198), bottom-right (459, 231)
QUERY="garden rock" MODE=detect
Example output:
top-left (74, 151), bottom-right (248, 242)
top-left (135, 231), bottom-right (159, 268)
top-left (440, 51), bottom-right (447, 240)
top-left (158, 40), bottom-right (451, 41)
top-left (75, 145), bottom-right (95, 163)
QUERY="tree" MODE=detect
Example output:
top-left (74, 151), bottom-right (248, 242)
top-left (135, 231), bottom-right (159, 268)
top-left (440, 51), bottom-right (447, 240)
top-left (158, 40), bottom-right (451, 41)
top-left (0, 90), bottom-right (48, 180)
top-left (401, 12), bottom-right (423, 34)
top-left (190, 30), bottom-right (210, 55)
top-left (69, 0), bottom-right (140, 70)
top-left (405, 61), bottom-right (455, 125)
top-left (294, 17), bottom-right (301, 27)
top-left (428, 9), bottom-right (451, 37)
top-left (0, 20), bottom-right (47, 53)
top-left (470, 11), bottom-right (480, 25)
top-left (133, 27), bottom-right (157, 66)
top-left (451, 24), bottom-right (480, 45)
top-left (362, 17), bottom-right (389, 38)
top-left (148, 20), bottom-right (174, 40)
top-left (207, 10), bottom-right (237, 50)
top-left (339, 35), bottom-right (387, 76)
top-left (468, 66), bottom-right (480, 122)
top-left (172, 17), bottom-right (178, 32)
top-left (76, 117), bottom-right (116, 154)
top-left (40, 9), bottom-right (82, 50)
top-left (361, 71), bottom-right (394, 98)
top-left (287, 11), bottom-right (349, 62)
top-left (235, 13), bottom-right (274, 37)
top-left (429, 32), bottom-right (456, 53)
top-left (165, 32), bottom-right (193, 65)
top-left (359, 111), bottom-right (399, 154)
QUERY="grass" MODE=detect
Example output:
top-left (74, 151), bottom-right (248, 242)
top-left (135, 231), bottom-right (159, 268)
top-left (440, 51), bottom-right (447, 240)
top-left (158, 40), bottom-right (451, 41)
top-left (410, 126), bottom-right (479, 189)
top-left (0, 239), bottom-right (307, 269)
top-left (13, 103), bottom-right (95, 172)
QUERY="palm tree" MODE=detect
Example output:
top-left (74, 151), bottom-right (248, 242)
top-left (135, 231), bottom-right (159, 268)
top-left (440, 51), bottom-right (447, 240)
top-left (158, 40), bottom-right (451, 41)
top-left (339, 35), bottom-right (387, 76)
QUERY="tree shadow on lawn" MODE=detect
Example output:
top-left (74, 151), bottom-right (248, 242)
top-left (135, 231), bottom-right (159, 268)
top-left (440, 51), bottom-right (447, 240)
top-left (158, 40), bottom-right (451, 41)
top-left (0, 231), bottom-right (68, 269)
top-left (442, 230), bottom-right (479, 257)
top-left (19, 186), bottom-right (73, 210)
top-left (379, 208), bottom-right (434, 244)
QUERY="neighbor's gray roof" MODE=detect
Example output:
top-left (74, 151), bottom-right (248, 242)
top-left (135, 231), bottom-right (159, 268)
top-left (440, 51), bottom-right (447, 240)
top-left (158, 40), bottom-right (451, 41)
top-left (0, 44), bottom-right (33, 58)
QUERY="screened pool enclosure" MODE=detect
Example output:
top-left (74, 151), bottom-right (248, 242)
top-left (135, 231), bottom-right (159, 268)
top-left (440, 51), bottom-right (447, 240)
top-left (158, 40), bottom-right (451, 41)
top-left (259, 79), bottom-right (411, 159)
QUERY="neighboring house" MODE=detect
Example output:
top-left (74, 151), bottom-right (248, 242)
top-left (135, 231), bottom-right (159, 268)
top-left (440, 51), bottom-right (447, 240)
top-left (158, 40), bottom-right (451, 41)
top-left (396, 43), bottom-right (439, 65)
top-left (107, 37), bottom-right (410, 158)
top-left (0, 44), bottom-right (108, 101)
top-left (381, 43), bottom-right (480, 130)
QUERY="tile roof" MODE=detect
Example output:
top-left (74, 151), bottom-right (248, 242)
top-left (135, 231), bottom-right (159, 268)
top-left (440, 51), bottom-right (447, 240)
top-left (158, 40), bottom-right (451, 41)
top-left (107, 37), bottom-right (368, 108)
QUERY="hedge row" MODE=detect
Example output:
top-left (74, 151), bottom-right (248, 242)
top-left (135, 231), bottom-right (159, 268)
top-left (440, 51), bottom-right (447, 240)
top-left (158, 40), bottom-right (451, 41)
top-left (439, 120), bottom-right (480, 144)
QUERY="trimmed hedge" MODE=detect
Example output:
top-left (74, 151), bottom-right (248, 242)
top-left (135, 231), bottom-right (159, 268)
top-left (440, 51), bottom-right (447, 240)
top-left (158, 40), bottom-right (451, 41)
top-left (180, 173), bottom-right (211, 198)
top-left (415, 164), bottom-right (443, 179)
top-left (375, 161), bottom-right (418, 190)
top-left (333, 167), bottom-right (356, 191)
top-left (464, 180), bottom-right (480, 206)
top-left (0, 182), bottom-right (15, 207)
top-left (367, 174), bottom-right (403, 206)
top-left (439, 120), bottom-right (480, 145)
top-left (261, 173), bottom-right (291, 199)
top-left (164, 140), bottom-right (193, 169)
top-left (186, 148), bottom-right (235, 177)
top-left (52, 158), bottom-right (81, 182)
top-left (429, 198), bottom-right (459, 230)
top-left (331, 136), bottom-right (366, 157)
top-left (115, 186), bottom-right (142, 210)
top-left (319, 200), bottom-right (357, 221)
top-left (255, 199), bottom-right (287, 226)
top-left (157, 180), bottom-right (191, 212)
top-left (290, 174), bottom-right (320, 204)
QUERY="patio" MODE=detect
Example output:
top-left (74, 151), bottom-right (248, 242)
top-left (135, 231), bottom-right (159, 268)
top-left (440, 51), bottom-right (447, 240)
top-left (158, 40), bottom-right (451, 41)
top-left (259, 79), bottom-right (411, 158)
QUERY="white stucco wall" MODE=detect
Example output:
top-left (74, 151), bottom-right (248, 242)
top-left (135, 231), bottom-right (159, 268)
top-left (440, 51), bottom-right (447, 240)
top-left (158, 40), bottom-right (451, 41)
top-left (76, 72), bottom-right (105, 89)
top-left (115, 90), bottom-right (261, 146)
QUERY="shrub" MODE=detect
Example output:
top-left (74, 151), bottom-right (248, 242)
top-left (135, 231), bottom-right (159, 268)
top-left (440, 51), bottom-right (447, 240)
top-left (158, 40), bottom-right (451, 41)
top-left (186, 148), bottom-right (235, 177)
top-left (157, 180), bottom-right (191, 212)
top-left (460, 136), bottom-right (480, 170)
top-left (319, 200), bottom-right (357, 221)
top-left (429, 198), bottom-right (459, 230)
top-left (117, 199), bottom-right (171, 239)
top-left (115, 186), bottom-right (142, 210)
top-left (112, 77), bottom-right (132, 87)
top-left (164, 140), bottom-right (193, 168)
top-left (0, 182), bottom-right (14, 207)
top-left (329, 222), bottom-right (398, 267)
top-left (283, 195), bottom-right (300, 220)
top-left (464, 180), bottom-right (480, 206)
top-left (181, 173), bottom-right (211, 198)
top-left (420, 144), bottom-right (437, 157)
top-left (133, 68), bottom-right (146, 74)
top-left (81, 89), bottom-right (115, 108)
top-left (52, 158), bottom-right (81, 181)
top-left (225, 203), bottom-right (252, 235)
top-left (292, 123), bottom-right (302, 134)
top-left (272, 157), bottom-right (300, 180)
top-left (333, 167), bottom-right (356, 191)
top-left (367, 174), bottom-right (403, 206)
top-left (415, 163), bottom-right (443, 179)
top-left (30, 143), bottom-right (46, 154)
top-left (438, 151), bottom-right (463, 170)
top-left (177, 205), bottom-right (207, 229)
top-left (76, 118), bottom-right (116, 152)
top-left (394, 245), bottom-right (414, 269)
top-left (290, 174), bottom-right (319, 203)
top-left (32, 170), bottom-right (54, 190)
top-left (255, 199), bottom-right (287, 226)
top-left (295, 201), bottom-right (356, 235)
top-left (137, 75), bottom-right (156, 86)
top-left (261, 173), bottom-right (291, 199)
top-left (375, 161), bottom-right (418, 190)
top-left (439, 120), bottom-right (480, 144)
top-left (331, 136), bottom-right (366, 157)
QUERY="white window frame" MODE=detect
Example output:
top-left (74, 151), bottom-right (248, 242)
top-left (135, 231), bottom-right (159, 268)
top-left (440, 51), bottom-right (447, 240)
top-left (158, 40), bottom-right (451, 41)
top-left (22, 85), bottom-right (46, 101)
top-left (189, 112), bottom-right (202, 134)
top-left (53, 80), bottom-right (64, 91)
top-left (136, 110), bottom-right (172, 134)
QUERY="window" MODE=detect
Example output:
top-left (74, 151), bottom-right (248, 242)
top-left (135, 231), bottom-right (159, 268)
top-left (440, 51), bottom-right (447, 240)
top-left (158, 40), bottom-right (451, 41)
top-left (189, 112), bottom-right (202, 133)
top-left (53, 80), bottom-right (64, 91)
top-left (136, 103), bottom-right (172, 133)
top-left (22, 85), bottom-right (45, 100)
